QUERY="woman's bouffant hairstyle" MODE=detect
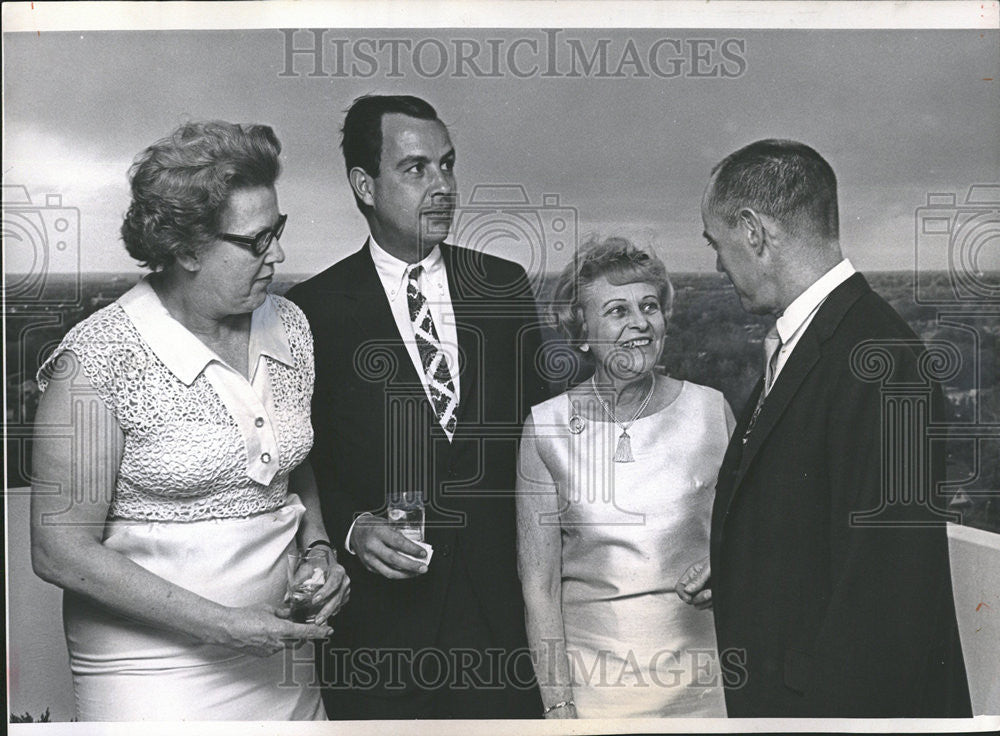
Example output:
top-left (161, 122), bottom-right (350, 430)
top-left (121, 121), bottom-right (282, 270)
top-left (550, 237), bottom-right (674, 347)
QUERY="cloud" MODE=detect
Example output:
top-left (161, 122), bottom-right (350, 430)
top-left (3, 124), bottom-right (136, 272)
top-left (3, 124), bottom-right (132, 233)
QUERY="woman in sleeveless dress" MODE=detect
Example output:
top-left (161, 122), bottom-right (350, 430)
top-left (517, 238), bottom-right (734, 718)
top-left (30, 121), bottom-right (349, 721)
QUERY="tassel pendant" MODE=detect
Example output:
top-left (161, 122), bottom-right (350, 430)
top-left (592, 375), bottom-right (654, 463)
top-left (613, 431), bottom-right (635, 463)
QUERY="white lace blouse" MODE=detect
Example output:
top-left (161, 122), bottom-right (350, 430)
top-left (37, 278), bottom-right (314, 522)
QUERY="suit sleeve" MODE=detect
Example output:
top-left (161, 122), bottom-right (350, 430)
top-left (806, 340), bottom-right (961, 716)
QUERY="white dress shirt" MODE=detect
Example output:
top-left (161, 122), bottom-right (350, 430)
top-left (767, 258), bottom-right (857, 392)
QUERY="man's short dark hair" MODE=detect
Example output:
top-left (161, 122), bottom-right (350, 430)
top-left (708, 139), bottom-right (839, 240)
top-left (341, 94), bottom-right (440, 212)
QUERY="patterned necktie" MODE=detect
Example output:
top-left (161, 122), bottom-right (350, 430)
top-left (742, 326), bottom-right (782, 444)
top-left (406, 265), bottom-right (459, 434)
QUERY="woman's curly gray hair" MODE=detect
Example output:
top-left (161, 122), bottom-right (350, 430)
top-left (550, 236), bottom-right (674, 347)
top-left (120, 121), bottom-right (281, 270)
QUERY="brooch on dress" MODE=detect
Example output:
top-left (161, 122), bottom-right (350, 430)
top-left (568, 400), bottom-right (586, 434)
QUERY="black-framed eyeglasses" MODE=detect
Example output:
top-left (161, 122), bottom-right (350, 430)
top-left (218, 213), bottom-right (287, 256)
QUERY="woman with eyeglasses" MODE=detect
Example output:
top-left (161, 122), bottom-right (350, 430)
top-left (30, 121), bottom-right (348, 721)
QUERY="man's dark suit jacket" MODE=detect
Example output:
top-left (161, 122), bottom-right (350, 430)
top-left (711, 273), bottom-right (972, 717)
top-left (286, 243), bottom-right (548, 718)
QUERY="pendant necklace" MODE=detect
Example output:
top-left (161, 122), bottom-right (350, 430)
top-left (591, 375), bottom-right (655, 463)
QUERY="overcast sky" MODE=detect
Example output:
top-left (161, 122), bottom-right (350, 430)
top-left (4, 24), bottom-right (998, 277)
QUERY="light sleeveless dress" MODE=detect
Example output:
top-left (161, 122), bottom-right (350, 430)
top-left (37, 278), bottom-right (325, 721)
top-left (528, 381), bottom-right (730, 717)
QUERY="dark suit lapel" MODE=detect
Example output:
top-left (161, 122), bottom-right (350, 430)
top-left (722, 273), bottom-right (872, 521)
top-left (734, 333), bottom-right (821, 486)
top-left (441, 244), bottom-right (480, 425)
top-left (342, 241), bottom-right (424, 389)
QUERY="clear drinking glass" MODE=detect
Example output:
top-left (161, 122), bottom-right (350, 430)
top-left (286, 548), bottom-right (327, 623)
top-left (387, 489), bottom-right (424, 542)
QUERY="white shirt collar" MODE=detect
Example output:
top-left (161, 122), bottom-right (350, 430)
top-left (118, 276), bottom-right (293, 386)
top-left (248, 294), bottom-right (295, 381)
top-left (368, 235), bottom-right (444, 302)
top-left (775, 259), bottom-right (856, 345)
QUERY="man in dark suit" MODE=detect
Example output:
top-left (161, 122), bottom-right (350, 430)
top-left (286, 95), bottom-right (547, 719)
top-left (679, 139), bottom-right (971, 717)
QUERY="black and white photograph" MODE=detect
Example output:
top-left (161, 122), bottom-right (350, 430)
top-left (4, 1), bottom-right (999, 733)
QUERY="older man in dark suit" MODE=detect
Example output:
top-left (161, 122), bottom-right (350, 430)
top-left (286, 95), bottom-right (547, 719)
top-left (679, 139), bottom-right (971, 717)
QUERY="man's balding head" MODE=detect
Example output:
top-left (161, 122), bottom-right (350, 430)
top-left (706, 139), bottom-right (839, 242)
